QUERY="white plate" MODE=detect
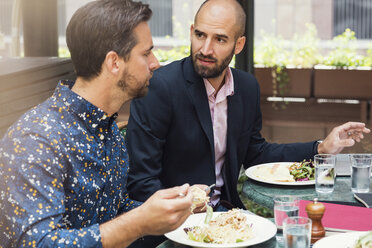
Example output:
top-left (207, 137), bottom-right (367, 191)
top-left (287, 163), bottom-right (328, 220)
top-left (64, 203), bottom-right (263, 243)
top-left (313, 231), bottom-right (368, 248)
top-left (245, 162), bottom-right (315, 186)
top-left (165, 212), bottom-right (277, 248)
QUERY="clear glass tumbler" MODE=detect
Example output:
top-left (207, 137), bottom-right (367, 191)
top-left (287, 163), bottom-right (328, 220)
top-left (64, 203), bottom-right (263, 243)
top-left (350, 154), bottom-right (372, 193)
top-left (273, 195), bottom-right (300, 245)
top-left (314, 154), bottom-right (336, 194)
top-left (283, 216), bottom-right (312, 248)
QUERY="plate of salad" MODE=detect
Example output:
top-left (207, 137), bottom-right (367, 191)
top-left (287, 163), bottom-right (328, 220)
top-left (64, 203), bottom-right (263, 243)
top-left (245, 160), bottom-right (315, 186)
top-left (165, 209), bottom-right (277, 248)
top-left (313, 231), bottom-right (372, 248)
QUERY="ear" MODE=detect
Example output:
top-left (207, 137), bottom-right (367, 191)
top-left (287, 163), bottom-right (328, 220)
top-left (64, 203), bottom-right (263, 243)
top-left (190, 24), bottom-right (194, 41)
top-left (103, 51), bottom-right (122, 76)
top-left (234, 36), bottom-right (246, 55)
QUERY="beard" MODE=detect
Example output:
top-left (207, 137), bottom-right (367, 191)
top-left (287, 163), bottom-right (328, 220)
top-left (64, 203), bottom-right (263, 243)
top-left (117, 68), bottom-right (149, 99)
top-left (191, 44), bottom-right (235, 79)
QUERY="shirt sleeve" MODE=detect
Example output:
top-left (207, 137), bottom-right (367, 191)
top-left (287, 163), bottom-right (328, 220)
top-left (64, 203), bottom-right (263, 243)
top-left (118, 191), bottom-right (142, 214)
top-left (0, 130), bottom-right (102, 248)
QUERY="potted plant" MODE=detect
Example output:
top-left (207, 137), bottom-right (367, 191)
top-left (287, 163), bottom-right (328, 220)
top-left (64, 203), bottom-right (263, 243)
top-left (313, 29), bottom-right (372, 99)
top-left (254, 24), bottom-right (319, 99)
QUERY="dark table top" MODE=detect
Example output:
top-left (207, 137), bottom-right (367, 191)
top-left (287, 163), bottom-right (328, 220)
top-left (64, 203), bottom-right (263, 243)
top-left (241, 154), bottom-right (370, 209)
top-left (242, 176), bottom-right (361, 210)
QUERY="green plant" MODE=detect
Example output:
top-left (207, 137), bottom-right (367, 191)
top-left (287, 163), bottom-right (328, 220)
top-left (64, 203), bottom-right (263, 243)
top-left (322, 28), bottom-right (365, 68)
top-left (289, 23), bottom-right (320, 68)
top-left (154, 45), bottom-right (190, 64)
top-left (254, 30), bottom-right (289, 67)
top-left (365, 44), bottom-right (372, 67)
top-left (255, 23), bottom-right (321, 98)
top-left (254, 30), bottom-right (290, 102)
top-left (59, 47), bottom-right (70, 58)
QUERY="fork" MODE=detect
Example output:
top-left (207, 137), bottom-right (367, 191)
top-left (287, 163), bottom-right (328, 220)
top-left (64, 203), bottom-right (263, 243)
top-left (204, 184), bottom-right (216, 192)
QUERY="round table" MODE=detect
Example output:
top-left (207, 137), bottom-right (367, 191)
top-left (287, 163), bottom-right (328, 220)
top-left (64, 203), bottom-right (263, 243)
top-left (241, 153), bottom-right (370, 209)
top-left (156, 237), bottom-right (278, 248)
top-left (242, 176), bottom-right (360, 210)
top-left (158, 155), bottom-right (369, 247)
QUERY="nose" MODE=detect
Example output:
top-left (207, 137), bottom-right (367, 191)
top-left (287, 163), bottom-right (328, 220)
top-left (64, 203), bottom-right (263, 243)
top-left (149, 52), bottom-right (160, 71)
top-left (200, 38), bottom-right (213, 56)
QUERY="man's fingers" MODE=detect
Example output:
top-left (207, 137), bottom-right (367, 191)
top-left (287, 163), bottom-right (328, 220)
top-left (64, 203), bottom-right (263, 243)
top-left (340, 122), bottom-right (370, 134)
top-left (159, 184), bottom-right (190, 199)
top-left (168, 210), bottom-right (191, 230)
top-left (338, 138), bottom-right (355, 147)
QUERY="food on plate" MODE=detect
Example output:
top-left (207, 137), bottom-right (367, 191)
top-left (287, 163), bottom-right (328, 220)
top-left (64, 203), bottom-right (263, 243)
top-left (289, 160), bottom-right (315, 181)
top-left (186, 209), bottom-right (254, 244)
top-left (253, 163), bottom-right (295, 182)
top-left (353, 231), bottom-right (372, 248)
top-left (252, 160), bottom-right (315, 182)
top-left (190, 186), bottom-right (210, 207)
top-left (190, 186), bottom-right (213, 221)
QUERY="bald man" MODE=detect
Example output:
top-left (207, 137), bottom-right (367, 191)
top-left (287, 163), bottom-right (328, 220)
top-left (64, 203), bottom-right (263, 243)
top-left (126, 0), bottom-right (369, 211)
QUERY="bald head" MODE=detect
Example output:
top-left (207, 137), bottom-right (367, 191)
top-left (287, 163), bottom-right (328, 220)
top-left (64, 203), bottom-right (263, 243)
top-left (194, 0), bottom-right (246, 38)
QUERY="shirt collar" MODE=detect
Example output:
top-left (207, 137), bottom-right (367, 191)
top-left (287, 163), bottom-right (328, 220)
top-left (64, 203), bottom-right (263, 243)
top-left (203, 67), bottom-right (235, 99)
top-left (54, 80), bottom-right (118, 134)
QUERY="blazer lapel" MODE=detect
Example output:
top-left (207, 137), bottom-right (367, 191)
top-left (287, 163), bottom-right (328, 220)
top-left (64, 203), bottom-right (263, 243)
top-left (224, 85), bottom-right (243, 195)
top-left (227, 92), bottom-right (243, 146)
top-left (183, 57), bottom-right (215, 161)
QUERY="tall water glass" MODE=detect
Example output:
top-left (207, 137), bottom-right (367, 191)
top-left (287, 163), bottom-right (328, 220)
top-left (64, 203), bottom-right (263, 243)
top-left (283, 217), bottom-right (312, 248)
top-left (351, 154), bottom-right (372, 193)
top-left (314, 154), bottom-right (336, 194)
top-left (274, 195), bottom-right (299, 245)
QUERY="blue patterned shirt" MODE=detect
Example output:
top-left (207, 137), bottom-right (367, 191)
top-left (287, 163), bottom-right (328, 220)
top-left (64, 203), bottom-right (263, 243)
top-left (0, 80), bottom-right (141, 247)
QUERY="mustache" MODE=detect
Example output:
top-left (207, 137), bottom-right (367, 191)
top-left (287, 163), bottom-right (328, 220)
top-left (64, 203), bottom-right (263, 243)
top-left (195, 53), bottom-right (217, 63)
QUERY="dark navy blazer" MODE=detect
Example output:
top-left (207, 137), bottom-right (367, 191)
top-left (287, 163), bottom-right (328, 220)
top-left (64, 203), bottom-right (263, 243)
top-left (126, 56), bottom-right (317, 208)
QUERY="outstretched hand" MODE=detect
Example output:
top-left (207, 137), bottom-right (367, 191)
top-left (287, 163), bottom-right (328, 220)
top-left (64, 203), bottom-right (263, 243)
top-left (318, 122), bottom-right (370, 154)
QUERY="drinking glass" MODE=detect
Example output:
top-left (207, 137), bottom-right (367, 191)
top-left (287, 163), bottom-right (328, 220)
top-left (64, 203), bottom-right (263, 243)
top-left (283, 216), bottom-right (312, 248)
top-left (350, 154), bottom-right (372, 193)
top-left (273, 195), bottom-right (299, 245)
top-left (314, 154), bottom-right (336, 194)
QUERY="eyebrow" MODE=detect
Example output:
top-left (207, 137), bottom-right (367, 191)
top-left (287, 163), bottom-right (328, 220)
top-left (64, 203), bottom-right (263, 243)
top-left (216, 34), bottom-right (229, 40)
top-left (146, 45), bottom-right (154, 52)
top-left (194, 29), bottom-right (229, 40)
top-left (194, 29), bottom-right (204, 36)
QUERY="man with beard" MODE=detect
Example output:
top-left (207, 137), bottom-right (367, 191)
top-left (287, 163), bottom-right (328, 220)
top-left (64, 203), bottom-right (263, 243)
top-left (0, 1), bottom-right (194, 247)
top-left (126, 0), bottom-right (369, 212)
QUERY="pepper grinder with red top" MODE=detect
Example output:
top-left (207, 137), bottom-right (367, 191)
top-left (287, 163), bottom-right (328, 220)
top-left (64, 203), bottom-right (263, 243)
top-left (305, 198), bottom-right (326, 243)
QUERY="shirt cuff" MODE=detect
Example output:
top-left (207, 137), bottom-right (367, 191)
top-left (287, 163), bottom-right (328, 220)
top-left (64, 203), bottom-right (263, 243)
top-left (313, 140), bottom-right (323, 154)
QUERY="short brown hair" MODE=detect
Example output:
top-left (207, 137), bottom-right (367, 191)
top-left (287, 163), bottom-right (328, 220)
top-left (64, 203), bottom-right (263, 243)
top-left (66, 0), bottom-right (152, 80)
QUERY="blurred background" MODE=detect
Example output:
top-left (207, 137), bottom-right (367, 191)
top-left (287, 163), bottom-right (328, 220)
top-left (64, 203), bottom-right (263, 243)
top-left (1, 0), bottom-right (372, 152)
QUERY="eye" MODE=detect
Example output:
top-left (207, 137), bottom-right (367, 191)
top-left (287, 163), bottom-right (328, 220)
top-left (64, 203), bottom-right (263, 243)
top-left (217, 37), bottom-right (226, 43)
top-left (195, 31), bottom-right (205, 39)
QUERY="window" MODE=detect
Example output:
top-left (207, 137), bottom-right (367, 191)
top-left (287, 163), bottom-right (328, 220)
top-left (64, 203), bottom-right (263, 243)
top-left (334, 0), bottom-right (372, 39)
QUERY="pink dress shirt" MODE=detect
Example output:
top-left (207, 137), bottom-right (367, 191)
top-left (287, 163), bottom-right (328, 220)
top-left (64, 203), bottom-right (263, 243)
top-left (203, 68), bottom-right (234, 206)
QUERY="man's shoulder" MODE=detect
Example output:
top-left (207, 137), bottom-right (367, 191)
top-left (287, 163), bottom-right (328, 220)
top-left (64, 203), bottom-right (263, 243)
top-left (2, 99), bottom-right (62, 141)
top-left (231, 68), bottom-right (259, 90)
top-left (231, 67), bottom-right (257, 82)
top-left (153, 58), bottom-right (187, 78)
top-left (148, 58), bottom-right (191, 92)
